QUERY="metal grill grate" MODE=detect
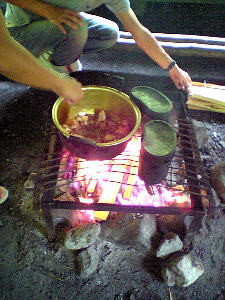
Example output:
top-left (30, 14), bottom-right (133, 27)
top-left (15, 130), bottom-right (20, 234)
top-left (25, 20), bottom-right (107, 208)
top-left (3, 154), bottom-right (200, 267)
top-left (34, 117), bottom-right (211, 216)
top-left (32, 71), bottom-right (215, 242)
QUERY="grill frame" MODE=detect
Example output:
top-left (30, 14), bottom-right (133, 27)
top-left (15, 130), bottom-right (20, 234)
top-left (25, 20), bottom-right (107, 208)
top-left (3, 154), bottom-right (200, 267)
top-left (33, 71), bottom-right (214, 244)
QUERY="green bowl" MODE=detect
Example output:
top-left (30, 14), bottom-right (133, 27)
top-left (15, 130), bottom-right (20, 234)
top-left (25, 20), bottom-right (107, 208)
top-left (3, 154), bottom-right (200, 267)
top-left (143, 120), bottom-right (177, 157)
top-left (131, 86), bottom-right (173, 121)
top-left (138, 120), bottom-right (177, 183)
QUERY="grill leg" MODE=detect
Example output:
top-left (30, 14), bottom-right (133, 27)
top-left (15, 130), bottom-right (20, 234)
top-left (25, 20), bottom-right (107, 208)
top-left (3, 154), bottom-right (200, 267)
top-left (41, 192), bottom-right (56, 242)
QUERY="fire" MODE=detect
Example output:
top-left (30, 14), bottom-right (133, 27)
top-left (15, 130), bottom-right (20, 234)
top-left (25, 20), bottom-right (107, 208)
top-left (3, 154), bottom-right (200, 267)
top-left (57, 134), bottom-right (191, 222)
top-left (79, 197), bottom-right (95, 221)
top-left (117, 178), bottom-right (191, 209)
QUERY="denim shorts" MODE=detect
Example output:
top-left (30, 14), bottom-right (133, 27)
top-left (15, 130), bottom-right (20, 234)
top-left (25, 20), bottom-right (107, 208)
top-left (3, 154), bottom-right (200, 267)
top-left (8, 12), bottom-right (119, 66)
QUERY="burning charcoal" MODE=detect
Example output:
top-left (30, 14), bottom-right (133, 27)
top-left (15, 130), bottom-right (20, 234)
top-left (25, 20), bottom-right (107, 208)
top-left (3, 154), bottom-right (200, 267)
top-left (53, 194), bottom-right (88, 229)
top-left (161, 252), bottom-right (204, 287)
top-left (54, 192), bottom-right (77, 202)
top-left (211, 162), bottom-right (225, 203)
top-left (64, 222), bottom-right (101, 250)
top-left (100, 213), bottom-right (157, 251)
top-left (51, 208), bottom-right (93, 228)
top-left (156, 232), bottom-right (183, 258)
top-left (76, 246), bottom-right (99, 279)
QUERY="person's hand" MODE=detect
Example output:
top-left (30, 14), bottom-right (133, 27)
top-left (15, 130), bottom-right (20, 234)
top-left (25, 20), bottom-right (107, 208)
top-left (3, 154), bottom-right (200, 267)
top-left (46, 6), bottom-right (84, 34)
top-left (168, 65), bottom-right (192, 90)
top-left (53, 77), bottom-right (84, 105)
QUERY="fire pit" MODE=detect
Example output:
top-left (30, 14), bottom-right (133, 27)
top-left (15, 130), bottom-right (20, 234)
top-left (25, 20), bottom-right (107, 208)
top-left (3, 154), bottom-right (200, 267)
top-left (32, 71), bottom-right (213, 249)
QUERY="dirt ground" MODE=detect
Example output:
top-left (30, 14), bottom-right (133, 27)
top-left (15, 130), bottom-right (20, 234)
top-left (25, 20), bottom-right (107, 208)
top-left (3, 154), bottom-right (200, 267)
top-left (0, 0), bottom-right (225, 297)
top-left (0, 68), bottom-right (225, 299)
top-left (0, 204), bottom-right (224, 300)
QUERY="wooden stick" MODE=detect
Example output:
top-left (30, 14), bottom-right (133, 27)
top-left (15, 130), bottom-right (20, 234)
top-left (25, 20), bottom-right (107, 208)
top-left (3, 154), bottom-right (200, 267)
top-left (94, 156), bottom-right (128, 221)
top-left (123, 157), bottom-right (139, 200)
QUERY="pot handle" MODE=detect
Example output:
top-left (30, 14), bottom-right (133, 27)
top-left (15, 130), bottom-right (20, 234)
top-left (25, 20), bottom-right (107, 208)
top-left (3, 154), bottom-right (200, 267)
top-left (68, 135), bottom-right (97, 146)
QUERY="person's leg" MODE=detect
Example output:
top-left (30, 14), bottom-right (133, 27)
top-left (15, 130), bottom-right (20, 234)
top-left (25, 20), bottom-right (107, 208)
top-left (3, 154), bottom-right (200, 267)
top-left (8, 13), bottom-right (119, 72)
top-left (8, 18), bottom-right (88, 66)
top-left (81, 13), bottom-right (120, 53)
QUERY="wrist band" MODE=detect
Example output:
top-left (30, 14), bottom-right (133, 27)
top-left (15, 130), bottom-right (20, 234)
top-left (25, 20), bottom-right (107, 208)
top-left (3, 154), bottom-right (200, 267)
top-left (164, 60), bottom-right (176, 72)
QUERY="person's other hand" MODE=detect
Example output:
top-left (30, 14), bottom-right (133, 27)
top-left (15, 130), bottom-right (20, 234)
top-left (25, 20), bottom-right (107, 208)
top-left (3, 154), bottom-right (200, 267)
top-left (54, 77), bottom-right (83, 105)
top-left (168, 66), bottom-right (192, 90)
top-left (47, 6), bottom-right (84, 34)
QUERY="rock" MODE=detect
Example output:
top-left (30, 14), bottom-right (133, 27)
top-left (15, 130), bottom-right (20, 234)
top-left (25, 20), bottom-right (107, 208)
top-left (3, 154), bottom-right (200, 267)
top-left (218, 139), bottom-right (225, 149)
top-left (156, 214), bottom-right (186, 238)
top-left (137, 214), bottom-right (158, 249)
top-left (24, 173), bottom-right (36, 190)
top-left (0, 186), bottom-right (9, 204)
top-left (156, 232), bottom-right (183, 258)
top-left (161, 252), bottom-right (204, 287)
top-left (162, 267), bottom-right (176, 287)
top-left (193, 121), bottom-right (209, 149)
top-left (183, 215), bottom-right (194, 230)
top-left (213, 131), bottom-right (218, 138)
top-left (76, 246), bottom-right (99, 279)
top-left (211, 162), bottom-right (225, 203)
top-left (101, 213), bottom-right (157, 251)
top-left (211, 188), bottom-right (224, 207)
top-left (64, 222), bottom-right (101, 250)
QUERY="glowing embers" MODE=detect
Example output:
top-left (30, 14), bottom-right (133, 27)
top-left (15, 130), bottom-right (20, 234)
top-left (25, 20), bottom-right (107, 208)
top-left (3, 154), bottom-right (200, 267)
top-left (55, 134), bottom-right (192, 221)
top-left (117, 181), bottom-right (192, 209)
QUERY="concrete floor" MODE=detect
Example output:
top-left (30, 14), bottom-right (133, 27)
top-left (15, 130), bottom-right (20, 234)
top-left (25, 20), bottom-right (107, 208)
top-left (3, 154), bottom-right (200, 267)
top-left (0, 43), bottom-right (224, 128)
top-left (80, 47), bottom-right (225, 84)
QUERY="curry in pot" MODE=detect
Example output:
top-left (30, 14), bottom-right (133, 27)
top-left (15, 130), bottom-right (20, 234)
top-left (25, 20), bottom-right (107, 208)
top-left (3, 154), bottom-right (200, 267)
top-left (62, 109), bottom-right (131, 143)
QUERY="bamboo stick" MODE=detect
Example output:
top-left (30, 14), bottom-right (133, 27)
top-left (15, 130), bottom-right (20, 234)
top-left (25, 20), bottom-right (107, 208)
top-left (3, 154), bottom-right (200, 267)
top-left (187, 81), bottom-right (225, 113)
top-left (192, 82), bottom-right (225, 90)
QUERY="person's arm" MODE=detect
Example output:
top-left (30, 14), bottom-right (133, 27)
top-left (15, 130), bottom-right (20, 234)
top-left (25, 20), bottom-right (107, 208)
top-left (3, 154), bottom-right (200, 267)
top-left (116, 8), bottom-right (192, 90)
top-left (0, 11), bottom-right (83, 104)
top-left (4, 0), bottom-right (83, 34)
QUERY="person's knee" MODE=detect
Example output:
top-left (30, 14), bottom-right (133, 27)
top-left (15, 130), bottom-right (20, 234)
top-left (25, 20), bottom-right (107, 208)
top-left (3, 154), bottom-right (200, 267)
top-left (66, 19), bottom-right (88, 46)
top-left (102, 21), bottom-right (120, 49)
top-left (52, 20), bottom-right (88, 65)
